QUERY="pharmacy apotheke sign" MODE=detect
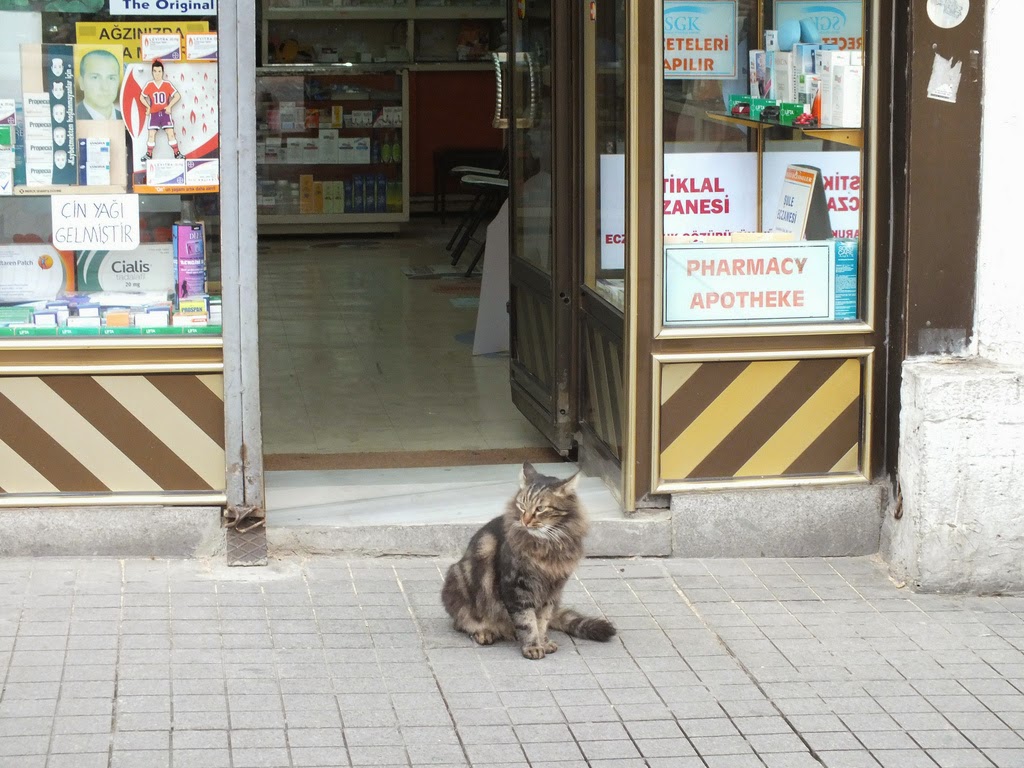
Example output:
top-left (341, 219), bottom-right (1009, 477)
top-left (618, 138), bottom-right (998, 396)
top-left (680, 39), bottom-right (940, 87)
top-left (664, 240), bottom-right (834, 325)
top-left (664, 1), bottom-right (738, 79)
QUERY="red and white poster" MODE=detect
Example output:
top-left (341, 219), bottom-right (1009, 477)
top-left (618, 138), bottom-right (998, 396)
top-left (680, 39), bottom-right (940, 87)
top-left (762, 150), bottom-right (861, 240)
top-left (599, 152), bottom-right (758, 270)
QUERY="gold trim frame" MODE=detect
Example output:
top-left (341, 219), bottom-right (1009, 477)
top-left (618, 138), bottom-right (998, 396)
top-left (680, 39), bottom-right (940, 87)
top-left (651, 346), bottom-right (874, 493)
top-left (653, 0), bottom-right (881, 341)
top-left (0, 493), bottom-right (227, 508)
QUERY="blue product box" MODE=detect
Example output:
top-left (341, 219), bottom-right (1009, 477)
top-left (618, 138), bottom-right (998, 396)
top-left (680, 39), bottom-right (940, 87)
top-left (364, 175), bottom-right (376, 213)
top-left (793, 43), bottom-right (820, 75)
top-left (344, 180), bottom-right (353, 212)
top-left (352, 175), bottom-right (364, 213)
top-left (376, 173), bottom-right (387, 213)
top-left (833, 239), bottom-right (858, 320)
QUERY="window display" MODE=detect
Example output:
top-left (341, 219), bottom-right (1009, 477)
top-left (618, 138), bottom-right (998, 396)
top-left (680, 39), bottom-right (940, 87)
top-left (0, 9), bottom-right (221, 338)
top-left (660, 0), bottom-right (866, 334)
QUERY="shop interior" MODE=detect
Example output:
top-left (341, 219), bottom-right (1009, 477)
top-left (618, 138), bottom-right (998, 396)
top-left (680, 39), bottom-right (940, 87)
top-left (252, 0), bottom-right (627, 524)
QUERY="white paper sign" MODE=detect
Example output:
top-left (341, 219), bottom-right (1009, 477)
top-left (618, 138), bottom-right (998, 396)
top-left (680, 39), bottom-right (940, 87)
top-left (771, 166), bottom-right (817, 237)
top-left (664, 240), bottom-right (834, 324)
top-left (762, 151), bottom-right (861, 240)
top-left (51, 194), bottom-right (140, 250)
top-left (109, 0), bottom-right (216, 16)
top-left (599, 151), bottom-right (758, 270)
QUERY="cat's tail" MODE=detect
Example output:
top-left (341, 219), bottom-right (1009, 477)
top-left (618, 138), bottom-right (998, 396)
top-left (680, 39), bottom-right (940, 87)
top-left (551, 607), bottom-right (616, 641)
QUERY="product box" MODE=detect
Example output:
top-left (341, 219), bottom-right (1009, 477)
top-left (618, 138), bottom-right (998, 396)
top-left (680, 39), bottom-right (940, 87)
top-left (0, 99), bottom-right (15, 131)
top-left (76, 243), bottom-right (174, 293)
top-left (78, 137), bottom-right (111, 186)
top-left (831, 64), bottom-right (863, 128)
top-left (299, 174), bottom-right (315, 214)
top-left (300, 138), bottom-right (320, 165)
top-left (769, 51), bottom-right (797, 103)
top-left (797, 73), bottom-right (820, 106)
top-left (141, 34), bottom-right (182, 61)
top-left (0, 169), bottom-right (13, 195)
top-left (0, 245), bottom-right (71, 302)
top-left (171, 222), bottom-right (207, 305)
top-left (344, 180), bottom-right (353, 212)
top-left (32, 310), bottom-right (57, 326)
top-left (331, 106), bottom-right (344, 128)
top-left (376, 173), bottom-right (386, 214)
top-left (748, 50), bottom-right (767, 98)
top-left (185, 32), bottom-right (218, 61)
top-left (286, 137), bottom-right (305, 165)
top-left (793, 43), bottom-right (820, 75)
top-left (185, 158), bottom-right (219, 185)
top-left (817, 50), bottom-right (850, 125)
top-left (263, 139), bottom-right (283, 164)
top-left (352, 136), bottom-right (370, 164)
top-left (778, 101), bottom-right (810, 126)
top-left (364, 175), bottom-right (376, 213)
top-left (146, 159), bottom-right (186, 186)
top-left (764, 29), bottom-right (778, 51)
top-left (313, 181), bottom-right (324, 213)
top-left (352, 175), bottom-right (364, 213)
top-left (346, 110), bottom-right (373, 128)
top-left (318, 129), bottom-right (338, 163)
top-left (833, 239), bottom-right (858, 320)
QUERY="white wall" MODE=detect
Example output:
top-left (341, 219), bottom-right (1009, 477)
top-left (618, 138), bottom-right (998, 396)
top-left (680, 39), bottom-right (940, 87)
top-left (975, 0), bottom-right (1024, 364)
top-left (884, 0), bottom-right (1024, 592)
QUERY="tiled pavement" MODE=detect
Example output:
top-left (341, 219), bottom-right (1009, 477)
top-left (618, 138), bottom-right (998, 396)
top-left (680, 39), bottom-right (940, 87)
top-left (1, 556), bottom-right (1023, 768)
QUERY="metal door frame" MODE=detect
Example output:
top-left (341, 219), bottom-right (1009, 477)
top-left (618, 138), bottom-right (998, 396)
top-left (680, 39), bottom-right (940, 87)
top-left (506, 0), bottom-right (582, 456)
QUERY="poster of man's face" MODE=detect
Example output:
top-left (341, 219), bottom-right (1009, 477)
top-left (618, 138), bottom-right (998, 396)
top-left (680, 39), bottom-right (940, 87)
top-left (54, 149), bottom-right (68, 169)
top-left (75, 45), bottom-right (124, 121)
top-left (52, 104), bottom-right (66, 123)
top-left (53, 127), bottom-right (67, 146)
top-left (50, 57), bottom-right (64, 77)
top-left (52, 81), bottom-right (65, 100)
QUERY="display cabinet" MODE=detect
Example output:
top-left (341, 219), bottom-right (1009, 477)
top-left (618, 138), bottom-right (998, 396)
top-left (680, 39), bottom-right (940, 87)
top-left (256, 67), bottom-right (409, 233)
top-left (259, 0), bottom-right (504, 69)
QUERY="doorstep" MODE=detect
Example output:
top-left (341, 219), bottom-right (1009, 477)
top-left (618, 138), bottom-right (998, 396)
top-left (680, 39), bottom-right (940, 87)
top-left (265, 464), bottom-right (672, 558)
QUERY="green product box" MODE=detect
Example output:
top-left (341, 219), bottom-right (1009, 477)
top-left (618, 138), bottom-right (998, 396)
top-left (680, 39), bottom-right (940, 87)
top-left (0, 327), bottom-right (14, 337)
top-left (748, 98), bottom-right (778, 120)
top-left (141, 327), bottom-right (183, 335)
top-left (16, 326), bottom-right (56, 336)
top-left (58, 327), bottom-right (99, 336)
top-left (0, 125), bottom-right (13, 147)
top-left (727, 94), bottom-right (752, 109)
top-left (101, 327), bottom-right (143, 336)
top-left (0, 306), bottom-right (34, 324)
top-left (779, 101), bottom-right (810, 126)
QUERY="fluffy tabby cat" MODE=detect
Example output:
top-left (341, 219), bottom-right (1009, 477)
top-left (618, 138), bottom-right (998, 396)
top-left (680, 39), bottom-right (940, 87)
top-left (441, 462), bottom-right (616, 659)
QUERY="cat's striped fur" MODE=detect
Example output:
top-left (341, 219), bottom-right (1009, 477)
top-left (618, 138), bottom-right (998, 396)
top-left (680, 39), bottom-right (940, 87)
top-left (441, 462), bottom-right (616, 659)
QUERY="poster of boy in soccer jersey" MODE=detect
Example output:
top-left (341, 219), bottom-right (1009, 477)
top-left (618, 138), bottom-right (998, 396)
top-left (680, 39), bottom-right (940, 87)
top-left (119, 54), bottom-right (219, 189)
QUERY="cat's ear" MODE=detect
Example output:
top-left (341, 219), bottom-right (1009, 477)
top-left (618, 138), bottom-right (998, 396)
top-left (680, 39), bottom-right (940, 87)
top-left (559, 471), bottom-right (580, 495)
top-left (520, 461), bottom-right (537, 488)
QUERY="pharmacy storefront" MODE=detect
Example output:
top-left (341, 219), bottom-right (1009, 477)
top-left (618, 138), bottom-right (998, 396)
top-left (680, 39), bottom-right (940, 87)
top-left (0, 0), bottom-right (980, 563)
top-left (0, 0), bottom-right (258, 556)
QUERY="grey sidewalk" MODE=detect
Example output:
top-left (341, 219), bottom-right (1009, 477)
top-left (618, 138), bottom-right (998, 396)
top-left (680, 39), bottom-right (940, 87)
top-left (1, 556), bottom-right (1023, 768)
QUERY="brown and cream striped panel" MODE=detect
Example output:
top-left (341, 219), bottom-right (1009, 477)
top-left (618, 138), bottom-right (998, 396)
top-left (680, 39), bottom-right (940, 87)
top-left (512, 288), bottom-right (553, 389)
top-left (582, 323), bottom-right (623, 459)
top-left (659, 357), bottom-right (862, 483)
top-left (0, 374), bottom-right (225, 495)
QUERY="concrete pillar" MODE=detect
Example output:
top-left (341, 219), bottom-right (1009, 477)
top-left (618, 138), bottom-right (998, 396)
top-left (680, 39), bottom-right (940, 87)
top-left (883, 0), bottom-right (1024, 592)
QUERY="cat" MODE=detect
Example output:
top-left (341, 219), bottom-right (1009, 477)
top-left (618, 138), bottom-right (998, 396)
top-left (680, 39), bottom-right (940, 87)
top-left (441, 461), bottom-right (616, 659)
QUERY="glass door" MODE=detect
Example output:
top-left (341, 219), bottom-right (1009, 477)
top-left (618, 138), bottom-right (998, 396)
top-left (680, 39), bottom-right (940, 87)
top-left (506, 0), bottom-right (577, 453)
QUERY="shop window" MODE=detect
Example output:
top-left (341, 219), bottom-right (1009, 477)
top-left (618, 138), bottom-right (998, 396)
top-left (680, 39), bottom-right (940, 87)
top-left (584, 0), bottom-right (626, 312)
top-left (0, 6), bottom-right (221, 339)
top-left (660, 0), bottom-right (866, 334)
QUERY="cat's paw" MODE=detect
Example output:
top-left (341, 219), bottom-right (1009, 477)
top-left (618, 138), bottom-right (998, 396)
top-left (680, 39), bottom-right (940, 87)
top-left (521, 644), bottom-right (547, 660)
top-left (472, 630), bottom-right (497, 645)
top-left (543, 639), bottom-right (559, 654)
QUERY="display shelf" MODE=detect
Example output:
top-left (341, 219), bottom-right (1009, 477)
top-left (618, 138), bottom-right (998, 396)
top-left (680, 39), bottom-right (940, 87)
top-left (256, 68), bottom-right (410, 233)
top-left (705, 111), bottom-right (863, 148)
top-left (0, 326), bottom-right (223, 338)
